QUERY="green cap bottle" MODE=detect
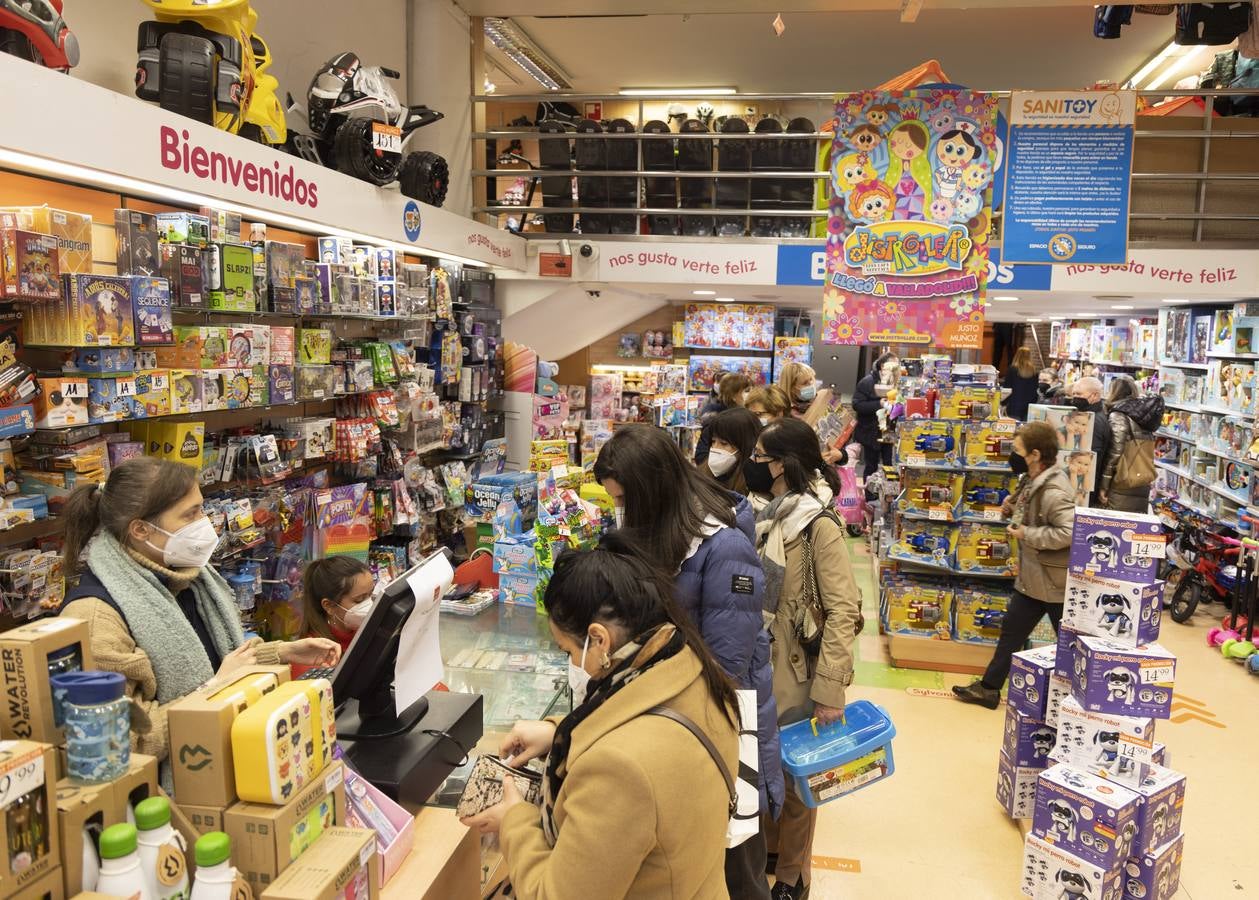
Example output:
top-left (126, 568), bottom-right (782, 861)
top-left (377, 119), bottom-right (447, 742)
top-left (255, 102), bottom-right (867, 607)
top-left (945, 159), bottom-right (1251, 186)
top-left (134, 796), bottom-right (171, 832)
top-left (99, 823), bottom-right (139, 860)
top-left (194, 832), bottom-right (232, 868)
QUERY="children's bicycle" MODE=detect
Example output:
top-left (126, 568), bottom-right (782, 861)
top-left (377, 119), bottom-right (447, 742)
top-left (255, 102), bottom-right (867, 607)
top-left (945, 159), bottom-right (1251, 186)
top-left (1168, 521), bottom-right (1240, 623)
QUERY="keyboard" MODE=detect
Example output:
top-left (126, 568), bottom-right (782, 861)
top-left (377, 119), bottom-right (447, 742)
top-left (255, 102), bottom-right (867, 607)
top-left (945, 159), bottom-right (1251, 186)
top-left (298, 667), bottom-right (337, 681)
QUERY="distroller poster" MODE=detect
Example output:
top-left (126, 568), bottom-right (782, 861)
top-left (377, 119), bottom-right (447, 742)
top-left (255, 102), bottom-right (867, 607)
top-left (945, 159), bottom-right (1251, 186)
top-left (822, 88), bottom-right (999, 350)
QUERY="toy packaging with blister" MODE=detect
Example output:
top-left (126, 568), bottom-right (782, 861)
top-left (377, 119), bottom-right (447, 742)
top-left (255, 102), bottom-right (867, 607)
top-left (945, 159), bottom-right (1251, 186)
top-left (997, 749), bottom-right (1040, 819)
top-left (1070, 635), bottom-right (1176, 719)
top-left (879, 575), bottom-right (952, 637)
top-left (1063, 571), bottom-right (1163, 648)
top-left (130, 275), bottom-right (173, 346)
top-left (1031, 763), bottom-right (1141, 870)
top-left (1002, 706), bottom-right (1057, 769)
top-left (113, 208), bottom-right (160, 276)
top-left (887, 521), bottom-right (956, 570)
top-left (937, 385), bottom-right (1001, 421)
top-left (897, 419), bottom-right (961, 467)
top-left (1008, 645), bottom-right (1057, 719)
top-left (899, 468), bottom-right (963, 520)
top-left (1069, 508), bottom-right (1164, 585)
top-left (961, 470), bottom-right (1017, 521)
top-left (1020, 833), bottom-right (1122, 900)
top-left (1, 229), bottom-right (60, 301)
top-left (1122, 832), bottom-right (1183, 900)
top-left (1051, 695), bottom-right (1156, 789)
top-left (155, 211), bottom-right (210, 247)
top-left (961, 419), bottom-right (1018, 469)
top-left (950, 583), bottom-right (1011, 645)
top-left (956, 522), bottom-right (1017, 576)
top-left (1124, 763), bottom-right (1187, 858)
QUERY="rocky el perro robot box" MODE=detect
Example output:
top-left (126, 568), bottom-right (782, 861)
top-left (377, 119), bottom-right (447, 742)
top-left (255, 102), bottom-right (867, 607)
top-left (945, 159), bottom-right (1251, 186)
top-left (1069, 635), bottom-right (1176, 719)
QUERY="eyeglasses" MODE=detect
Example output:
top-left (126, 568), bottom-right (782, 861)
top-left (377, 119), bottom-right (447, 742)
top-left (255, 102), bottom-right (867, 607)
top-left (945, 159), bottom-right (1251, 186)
top-left (750, 451), bottom-right (775, 463)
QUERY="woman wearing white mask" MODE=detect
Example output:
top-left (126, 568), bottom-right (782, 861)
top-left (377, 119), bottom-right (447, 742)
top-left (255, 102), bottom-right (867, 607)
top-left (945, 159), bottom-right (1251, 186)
top-left (706, 407), bottom-right (762, 499)
top-left (295, 556), bottom-right (376, 677)
top-left (60, 458), bottom-right (340, 772)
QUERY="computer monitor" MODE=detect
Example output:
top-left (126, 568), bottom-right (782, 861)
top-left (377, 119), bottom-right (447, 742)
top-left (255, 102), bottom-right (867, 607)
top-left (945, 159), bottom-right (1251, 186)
top-left (329, 547), bottom-right (453, 739)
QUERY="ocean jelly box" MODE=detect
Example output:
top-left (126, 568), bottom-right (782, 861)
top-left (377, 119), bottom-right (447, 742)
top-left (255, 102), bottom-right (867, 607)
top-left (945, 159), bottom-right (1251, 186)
top-left (1031, 763), bottom-right (1141, 870)
top-left (1126, 764), bottom-right (1186, 857)
top-left (1050, 695), bottom-right (1156, 789)
top-left (1002, 705), bottom-right (1056, 769)
top-left (1008, 645), bottom-right (1057, 719)
top-left (1069, 636), bottom-right (1176, 719)
top-left (1069, 508), bottom-right (1164, 585)
top-left (1062, 571), bottom-right (1162, 648)
top-left (996, 750), bottom-right (1039, 819)
top-left (1020, 833), bottom-right (1122, 900)
top-left (1123, 833), bottom-right (1183, 900)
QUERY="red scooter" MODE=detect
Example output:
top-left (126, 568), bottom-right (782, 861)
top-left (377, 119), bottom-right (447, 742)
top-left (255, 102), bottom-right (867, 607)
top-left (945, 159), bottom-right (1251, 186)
top-left (0, 0), bottom-right (77, 72)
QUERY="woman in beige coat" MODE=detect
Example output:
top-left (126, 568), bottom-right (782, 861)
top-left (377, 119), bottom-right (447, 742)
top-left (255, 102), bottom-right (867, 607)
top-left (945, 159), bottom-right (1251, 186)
top-left (954, 421), bottom-right (1075, 709)
top-left (462, 535), bottom-right (740, 900)
top-left (748, 418), bottom-right (863, 900)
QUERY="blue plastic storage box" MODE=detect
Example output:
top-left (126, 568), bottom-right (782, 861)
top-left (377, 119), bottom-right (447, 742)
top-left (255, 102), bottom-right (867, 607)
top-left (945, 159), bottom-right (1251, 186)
top-left (780, 700), bottom-right (897, 808)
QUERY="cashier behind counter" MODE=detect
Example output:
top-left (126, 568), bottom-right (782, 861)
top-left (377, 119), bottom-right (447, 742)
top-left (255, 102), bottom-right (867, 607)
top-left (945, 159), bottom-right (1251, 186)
top-left (59, 458), bottom-right (342, 765)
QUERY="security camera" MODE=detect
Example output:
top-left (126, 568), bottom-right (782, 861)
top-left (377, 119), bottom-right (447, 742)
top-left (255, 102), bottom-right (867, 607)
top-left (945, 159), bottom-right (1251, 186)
top-left (579, 243), bottom-right (596, 259)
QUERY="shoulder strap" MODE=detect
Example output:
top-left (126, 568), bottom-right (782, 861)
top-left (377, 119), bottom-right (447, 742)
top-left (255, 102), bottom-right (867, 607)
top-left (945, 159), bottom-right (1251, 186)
top-left (644, 705), bottom-right (736, 815)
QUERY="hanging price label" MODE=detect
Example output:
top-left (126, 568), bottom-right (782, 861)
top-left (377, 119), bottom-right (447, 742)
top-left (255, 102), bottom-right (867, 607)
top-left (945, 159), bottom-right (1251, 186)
top-left (1140, 662), bottom-right (1175, 684)
top-left (1117, 735), bottom-right (1154, 764)
top-left (904, 455), bottom-right (927, 467)
top-left (115, 377), bottom-right (137, 397)
top-left (928, 508), bottom-right (949, 521)
top-left (982, 508), bottom-right (1003, 521)
top-left (0, 747), bottom-right (45, 809)
top-left (1130, 534), bottom-right (1166, 559)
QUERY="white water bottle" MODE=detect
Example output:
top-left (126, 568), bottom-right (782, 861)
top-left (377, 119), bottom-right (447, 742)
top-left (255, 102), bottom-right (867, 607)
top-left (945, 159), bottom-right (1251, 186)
top-left (189, 833), bottom-right (237, 900)
top-left (97, 823), bottom-right (153, 900)
top-left (135, 797), bottom-right (189, 900)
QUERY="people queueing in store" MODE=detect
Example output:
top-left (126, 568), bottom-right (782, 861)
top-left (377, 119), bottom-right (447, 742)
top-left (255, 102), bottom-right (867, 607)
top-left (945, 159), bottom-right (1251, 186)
top-left (777, 361), bottom-right (831, 427)
top-left (1067, 375), bottom-right (1114, 506)
top-left (461, 537), bottom-right (741, 898)
top-left (707, 406), bottom-right (763, 497)
top-left (745, 384), bottom-right (793, 425)
top-left (954, 422), bottom-right (1075, 709)
top-left (592, 424), bottom-right (783, 900)
top-left (294, 555), bottom-right (376, 676)
top-left (1098, 374), bottom-right (1165, 513)
top-left (695, 371), bottom-right (752, 465)
top-left (1037, 367), bottom-right (1065, 403)
top-left (57, 457), bottom-right (342, 784)
top-left (851, 352), bottom-right (900, 479)
top-left (1001, 346), bottom-right (1040, 421)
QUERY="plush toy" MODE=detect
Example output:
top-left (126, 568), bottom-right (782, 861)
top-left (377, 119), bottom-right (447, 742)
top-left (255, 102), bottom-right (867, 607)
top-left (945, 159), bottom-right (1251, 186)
top-left (537, 359), bottom-right (560, 397)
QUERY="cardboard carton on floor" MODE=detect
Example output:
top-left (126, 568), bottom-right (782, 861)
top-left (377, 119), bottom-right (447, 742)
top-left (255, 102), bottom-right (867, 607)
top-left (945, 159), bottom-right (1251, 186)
top-left (260, 827), bottom-right (379, 900)
top-left (167, 666), bottom-right (289, 808)
top-left (225, 762), bottom-right (347, 894)
top-left (0, 618), bottom-right (95, 744)
top-left (0, 742), bottom-right (60, 898)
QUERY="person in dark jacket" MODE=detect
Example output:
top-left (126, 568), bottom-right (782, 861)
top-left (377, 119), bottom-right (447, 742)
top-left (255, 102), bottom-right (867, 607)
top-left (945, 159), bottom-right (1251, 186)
top-left (852, 353), bottom-right (898, 479)
top-left (1068, 376), bottom-right (1113, 505)
top-left (1038, 368), bottom-right (1063, 403)
top-left (1002, 347), bottom-right (1040, 421)
top-left (707, 407), bottom-right (762, 497)
top-left (695, 372), bottom-right (750, 465)
top-left (595, 425), bottom-right (782, 900)
top-left (1099, 376), bottom-right (1164, 513)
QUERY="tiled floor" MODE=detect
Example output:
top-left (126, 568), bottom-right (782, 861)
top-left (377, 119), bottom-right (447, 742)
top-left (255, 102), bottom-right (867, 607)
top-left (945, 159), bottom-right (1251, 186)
top-left (803, 538), bottom-right (1255, 899)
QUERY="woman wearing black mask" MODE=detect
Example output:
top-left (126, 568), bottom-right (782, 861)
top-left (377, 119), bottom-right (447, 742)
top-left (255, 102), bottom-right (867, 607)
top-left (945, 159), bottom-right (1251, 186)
top-left (954, 422), bottom-right (1075, 709)
top-left (852, 353), bottom-right (899, 479)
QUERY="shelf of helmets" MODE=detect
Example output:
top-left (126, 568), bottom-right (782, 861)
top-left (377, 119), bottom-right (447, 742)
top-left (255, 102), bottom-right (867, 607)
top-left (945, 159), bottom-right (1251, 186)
top-left (875, 374), bottom-right (1017, 676)
top-left (0, 168), bottom-right (502, 629)
top-left (1153, 300), bottom-right (1259, 535)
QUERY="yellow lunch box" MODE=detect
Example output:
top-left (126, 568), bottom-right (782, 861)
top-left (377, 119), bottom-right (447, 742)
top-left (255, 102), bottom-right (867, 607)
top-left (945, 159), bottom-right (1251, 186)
top-left (231, 679), bottom-right (334, 804)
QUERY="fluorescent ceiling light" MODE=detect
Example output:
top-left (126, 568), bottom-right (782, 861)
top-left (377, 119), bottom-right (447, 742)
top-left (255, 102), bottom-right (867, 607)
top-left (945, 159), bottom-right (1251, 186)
top-left (692, 290), bottom-right (716, 296)
top-left (1161, 298), bottom-right (1193, 303)
top-left (1111, 305), bottom-right (1134, 310)
top-left (1125, 39), bottom-right (1179, 89)
top-left (619, 87), bottom-right (737, 97)
top-left (715, 297), bottom-right (736, 302)
top-left (0, 147), bottom-right (488, 268)
top-left (992, 296), bottom-right (1020, 302)
top-left (484, 18), bottom-right (571, 91)
top-left (1026, 318), bottom-right (1044, 323)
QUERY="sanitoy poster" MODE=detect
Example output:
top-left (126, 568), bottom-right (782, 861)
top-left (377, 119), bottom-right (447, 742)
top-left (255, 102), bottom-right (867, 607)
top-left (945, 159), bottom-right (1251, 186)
top-left (822, 89), bottom-right (999, 349)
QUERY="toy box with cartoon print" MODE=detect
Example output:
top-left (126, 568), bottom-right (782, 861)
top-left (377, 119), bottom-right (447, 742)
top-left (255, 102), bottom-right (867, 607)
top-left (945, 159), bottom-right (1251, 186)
top-left (1124, 833), bottom-right (1183, 900)
top-left (223, 369), bottom-right (254, 410)
top-left (1003, 706), bottom-right (1056, 769)
top-left (950, 583), bottom-right (1011, 645)
top-left (1126, 764), bottom-right (1186, 858)
top-left (87, 375), bottom-right (135, 424)
top-left (1, 227), bottom-right (60, 301)
top-left (937, 385), bottom-right (1000, 421)
top-left (493, 531), bottom-right (539, 577)
top-left (231, 679), bottom-right (335, 806)
top-left (169, 369), bottom-right (203, 415)
top-left (960, 470), bottom-right (1017, 521)
top-left (33, 376), bottom-right (88, 428)
top-left (1008, 645), bottom-right (1056, 719)
top-left (269, 365), bottom-right (295, 405)
top-left (1020, 833), bottom-right (1121, 900)
top-left (201, 370), bottom-right (229, 412)
top-left (1070, 636), bottom-right (1176, 719)
top-left (499, 573), bottom-right (543, 607)
top-left (72, 347), bottom-right (135, 374)
top-left (127, 370), bottom-right (171, 419)
top-left (1063, 572), bottom-right (1162, 648)
top-left (898, 469), bottom-right (963, 520)
top-left (1055, 623), bottom-right (1080, 679)
top-left (466, 471), bottom-right (538, 525)
top-left (887, 521), bottom-right (956, 569)
top-left (1069, 508), bottom-right (1164, 585)
top-left (997, 750), bottom-right (1039, 819)
top-left (956, 522), bottom-right (1017, 575)
top-left (1051, 694), bottom-right (1156, 789)
top-left (1032, 763), bottom-right (1141, 870)
top-left (896, 419), bottom-right (961, 467)
top-left (156, 212), bottom-right (210, 246)
top-left (879, 577), bottom-right (952, 637)
top-left (60, 275), bottom-right (135, 347)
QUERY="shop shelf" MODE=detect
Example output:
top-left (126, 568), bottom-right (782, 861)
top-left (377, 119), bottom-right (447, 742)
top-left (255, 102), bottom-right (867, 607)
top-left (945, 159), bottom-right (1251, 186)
top-left (1154, 430), bottom-right (1196, 444)
top-left (1159, 360), bottom-right (1213, 371)
top-left (1199, 405), bottom-right (1255, 420)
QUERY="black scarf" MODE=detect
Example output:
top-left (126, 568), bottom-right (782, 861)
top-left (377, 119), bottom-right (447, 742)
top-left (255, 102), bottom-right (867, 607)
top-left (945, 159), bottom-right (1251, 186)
top-left (541, 623), bottom-right (687, 846)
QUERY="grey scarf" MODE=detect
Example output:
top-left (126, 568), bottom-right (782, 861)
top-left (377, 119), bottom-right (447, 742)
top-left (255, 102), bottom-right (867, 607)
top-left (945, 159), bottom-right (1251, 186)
top-left (85, 531), bottom-right (245, 703)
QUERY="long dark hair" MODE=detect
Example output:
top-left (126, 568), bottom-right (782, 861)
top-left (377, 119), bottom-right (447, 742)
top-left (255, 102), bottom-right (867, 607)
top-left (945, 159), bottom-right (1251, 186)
top-left (302, 556), bottom-right (372, 639)
top-left (709, 407), bottom-right (762, 495)
top-left (594, 425), bottom-right (735, 571)
top-left (544, 532), bottom-right (738, 726)
top-left (62, 457), bottom-right (198, 575)
top-left (760, 416), bottom-right (841, 497)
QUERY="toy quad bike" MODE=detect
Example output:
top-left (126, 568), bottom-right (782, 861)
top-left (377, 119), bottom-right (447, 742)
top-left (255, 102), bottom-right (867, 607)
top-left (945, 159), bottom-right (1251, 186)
top-left (135, 0), bottom-right (286, 146)
top-left (288, 51), bottom-right (449, 207)
top-left (0, 0), bottom-right (77, 71)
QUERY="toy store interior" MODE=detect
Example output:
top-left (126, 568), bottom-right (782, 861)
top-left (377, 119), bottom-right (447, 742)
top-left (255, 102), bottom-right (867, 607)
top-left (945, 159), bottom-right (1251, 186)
top-left (0, 1), bottom-right (1257, 899)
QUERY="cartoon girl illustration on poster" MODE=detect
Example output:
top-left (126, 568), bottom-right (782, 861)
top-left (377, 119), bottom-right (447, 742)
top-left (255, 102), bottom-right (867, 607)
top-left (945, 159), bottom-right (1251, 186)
top-left (847, 180), bottom-right (896, 224)
top-left (883, 120), bottom-right (933, 221)
top-left (831, 151), bottom-right (871, 202)
top-left (932, 129), bottom-right (983, 201)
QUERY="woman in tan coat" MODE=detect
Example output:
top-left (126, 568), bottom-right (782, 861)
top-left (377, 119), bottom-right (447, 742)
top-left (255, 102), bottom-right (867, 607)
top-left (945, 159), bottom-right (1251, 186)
top-left (462, 535), bottom-right (740, 900)
top-left (747, 418), bottom-right (863, 900)
top-left (954, 421), bottom-right (1076, 709)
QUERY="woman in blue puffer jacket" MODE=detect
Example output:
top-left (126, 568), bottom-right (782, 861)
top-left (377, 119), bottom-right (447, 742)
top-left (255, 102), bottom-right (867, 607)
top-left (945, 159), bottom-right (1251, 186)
top-left (596, 425), bottom-right (782, 900)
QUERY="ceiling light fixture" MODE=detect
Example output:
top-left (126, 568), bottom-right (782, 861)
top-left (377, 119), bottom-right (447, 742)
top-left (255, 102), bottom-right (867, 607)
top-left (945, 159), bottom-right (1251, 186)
top-left (771, 13), bottom-right (786, 36)
top-left (992, 296), bottom-right (1020, 302)
top-left (1026, 318), bottom-right (1044, 323)
top-left (1125, 39), bottom-right (1180, 88)
top-left (692, 290), bottom-right (716, 296)
top-left (484, 18), bottom-right (571, 91)
top-left (714, 297), bottom-right (736, 303)
top-left (1111, 305), bottom-right (1134, 310)
top-left (619, 87), bottom-right (738, 97)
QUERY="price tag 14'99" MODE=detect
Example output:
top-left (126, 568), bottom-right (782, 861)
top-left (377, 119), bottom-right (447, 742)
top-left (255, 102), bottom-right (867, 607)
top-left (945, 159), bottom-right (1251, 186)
top-left (1140, 662), bottom-right (1175, 685)
top-left (1117, 735), bottom-right (1155, 765)
top-left (0, 747), bottom-right (45, 809)
top-left (1130, 534), bottom-right (1166, 559)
